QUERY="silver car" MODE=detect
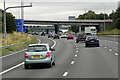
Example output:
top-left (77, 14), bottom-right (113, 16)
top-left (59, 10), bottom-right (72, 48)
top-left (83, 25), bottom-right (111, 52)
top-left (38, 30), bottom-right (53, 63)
top-left (24, 44), bottom-right (55, 69)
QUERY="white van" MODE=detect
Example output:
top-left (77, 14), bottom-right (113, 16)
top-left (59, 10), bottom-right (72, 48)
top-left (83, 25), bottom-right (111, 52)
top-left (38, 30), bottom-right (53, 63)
top-left (85, 27), bottom-right (97, 35)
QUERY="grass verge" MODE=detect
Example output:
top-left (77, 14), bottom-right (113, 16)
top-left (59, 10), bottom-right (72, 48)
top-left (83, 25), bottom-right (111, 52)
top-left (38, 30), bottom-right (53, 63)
top-left (97, 29), bottom-right (120, 35)
top-left (2, 36), bottom-right (37, 55)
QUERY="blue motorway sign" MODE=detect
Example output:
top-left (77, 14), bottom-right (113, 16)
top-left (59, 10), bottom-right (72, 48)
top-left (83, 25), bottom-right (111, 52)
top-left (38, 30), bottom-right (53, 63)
top-left (15, 19), bottom-right (26, 32)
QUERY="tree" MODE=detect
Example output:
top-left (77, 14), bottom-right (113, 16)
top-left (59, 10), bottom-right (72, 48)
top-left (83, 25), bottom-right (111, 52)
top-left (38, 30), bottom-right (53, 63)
top-left (116, 18), bottom-right (120, 29)
top-left (0, 9), bottom-right (17, 33)
top-left (70, 25), bottom-right (79, 33)
top-left (76, 10), bottom-right (97, 20)
top-left (106, 7), bottom-right (120, 30)
top-left (0, 9), bottom-right (3, 33)
top-left (109, 10), bottom-right (115, 19)
top-left (115, 8), bottom-right (120, 29)
top-left (4, 12), bottom-right (17, 33)
top-left (85, 10), bottom-right (97, 20)
top-left (76, 10), bottom-right (109, 20)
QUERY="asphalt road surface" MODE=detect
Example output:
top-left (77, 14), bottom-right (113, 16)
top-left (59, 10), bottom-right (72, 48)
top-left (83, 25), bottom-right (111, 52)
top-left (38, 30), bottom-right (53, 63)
top-left (1, 35), bottom-right (118, 80)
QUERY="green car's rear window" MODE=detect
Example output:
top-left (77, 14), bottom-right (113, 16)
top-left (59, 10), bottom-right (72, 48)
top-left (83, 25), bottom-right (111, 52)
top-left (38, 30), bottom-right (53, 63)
top-left (27, 45), bottom-right (47, 52)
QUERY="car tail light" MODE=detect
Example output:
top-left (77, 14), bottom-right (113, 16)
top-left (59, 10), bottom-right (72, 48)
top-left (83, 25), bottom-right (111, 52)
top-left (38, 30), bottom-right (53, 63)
top-left (46, 52), bottom-right (50, 57)
top-left (95, 39), bottom-right (99, 41)
top-left (24, 53), bottom-right (28, 58)
top-left (87, 40), bottom-right (90, 41)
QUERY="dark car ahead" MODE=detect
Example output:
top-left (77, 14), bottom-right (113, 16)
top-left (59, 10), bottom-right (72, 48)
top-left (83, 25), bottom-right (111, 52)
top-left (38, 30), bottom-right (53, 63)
top-left (53, 34), bottom-right (59, 39)
top-left (41, 32), bottom-right (45, 36)
top-left (76, 34), bottom-right (86, 43)
top-left (85, 36), bottom-right (100, 47)
top-left (34, 32), bottom-right (39, 35)
top-left (32, 33), bottom-right (35, 35)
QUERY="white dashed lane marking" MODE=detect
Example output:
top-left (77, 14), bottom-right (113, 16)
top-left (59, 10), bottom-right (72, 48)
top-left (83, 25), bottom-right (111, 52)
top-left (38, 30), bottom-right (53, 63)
top-left (76, 51), bottom-right (78, 53)
top-left (71, 61), bottom-right (75, 65)
top-left (109, 49), bottom-right (112, 52)
top-left (75, 55), bottom-right (77, 57)
top-left (115, 53), bottom-right (118, 56)
top-left (63, 72), bottom-right (68, 77)
top-left (104, 47), bottom-right (107, 48)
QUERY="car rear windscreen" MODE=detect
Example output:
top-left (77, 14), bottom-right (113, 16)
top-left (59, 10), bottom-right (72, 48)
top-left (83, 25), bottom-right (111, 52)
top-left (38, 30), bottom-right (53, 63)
top-left (88, 37), bottom-right (97, 40)
top-left (27, 45), bottom-right (47, 52)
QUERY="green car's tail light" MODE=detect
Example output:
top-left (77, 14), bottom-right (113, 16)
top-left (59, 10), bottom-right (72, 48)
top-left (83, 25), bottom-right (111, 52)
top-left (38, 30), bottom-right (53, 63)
top-left (24, 53), bottom-right (28, 58)
top-left (46, 52), bottom-right (50, 57)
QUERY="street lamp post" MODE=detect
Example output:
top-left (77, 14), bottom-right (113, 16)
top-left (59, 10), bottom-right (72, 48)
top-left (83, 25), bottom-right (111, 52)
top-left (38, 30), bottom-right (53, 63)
top-left (103, 6), bottom-right (106, 34)
top-left (84, 9), bottom-right (86, 20)
top-left (21, 0), bottom-right (24, 34)
top-left (3, 0), bottom-right (6, 40)
top-left (118, 1), bottom-right (120, 8)
top-left (3, 1), bottom-right (32, 40)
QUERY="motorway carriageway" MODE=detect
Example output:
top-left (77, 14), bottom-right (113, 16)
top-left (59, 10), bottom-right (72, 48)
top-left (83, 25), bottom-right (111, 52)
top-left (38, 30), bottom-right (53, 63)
top-left (1, 35), bottom-right (118, 79)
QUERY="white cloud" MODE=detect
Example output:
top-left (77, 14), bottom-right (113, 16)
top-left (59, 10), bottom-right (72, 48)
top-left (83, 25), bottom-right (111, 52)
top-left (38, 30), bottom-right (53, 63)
top-left (0, 2), bottom-right (118, 20)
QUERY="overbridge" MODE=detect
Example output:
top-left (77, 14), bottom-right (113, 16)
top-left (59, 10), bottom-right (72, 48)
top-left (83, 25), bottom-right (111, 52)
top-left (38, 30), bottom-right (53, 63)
top-left (24, 20), bottom-right (112, 33)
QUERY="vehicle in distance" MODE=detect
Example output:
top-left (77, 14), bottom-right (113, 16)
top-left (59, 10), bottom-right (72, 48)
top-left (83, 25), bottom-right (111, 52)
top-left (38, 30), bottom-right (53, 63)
top-left (24, 44), bottom-right (55, 69)
top-left (32, 33), bottom-right (35, 35)
top-left (61, 33), bottom-right (67, 38)
top-left (41, 32), bottom-right (45, 36)
top-left (35, 32), bottom-right (39, 35)
top-left (53, 34), bottom-right (60, 39)
top-left (67, 34), bottom-right (74, 40)
top-left (48, 33), bottom-right (53, 38)
top-left (85, 26), bottom-right (97, 35)
top-left (76, 34), bottom-right (87, 43)
top-left (85, 36), bottom-right (99, 47)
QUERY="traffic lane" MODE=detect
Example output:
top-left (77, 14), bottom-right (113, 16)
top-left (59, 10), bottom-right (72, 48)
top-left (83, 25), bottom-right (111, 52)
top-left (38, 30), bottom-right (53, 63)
top-left (37, 36), bottom-right (54, 47)
top-left (3, 38), bottom-right (76, 78)
top-left (65, 42), bottom-right (118, 78)
top-left (2, 51), bottom-right (25, 71)
top-left (2, 36), bottom-right (54, 71)
top-left (99, 40), bottom-right (118, 54)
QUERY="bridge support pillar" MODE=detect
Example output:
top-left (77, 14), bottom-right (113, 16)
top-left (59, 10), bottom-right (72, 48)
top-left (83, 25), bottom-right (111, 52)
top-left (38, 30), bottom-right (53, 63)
top-left (54, 24), bottom-right (59, 34)
top-left (79, 25), bottom-right (81, 33)
top-left (46, 29), bottom-right (48, 34)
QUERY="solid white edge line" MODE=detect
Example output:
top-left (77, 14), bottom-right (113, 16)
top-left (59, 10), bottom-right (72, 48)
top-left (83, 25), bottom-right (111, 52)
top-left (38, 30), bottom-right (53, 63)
top-left (48, 38), bottom-right (56, 48)
top-left (0, 38), bottom-right (56, 75)
top-left (0, 38), bottom-right (42, 75)
top-left (0, 49), bottom-right (27, 59)
top-left (63, 72), bottom-right (68, 77)
top-left (0, 62), bottom-right (24, 75)
top-left (0, 38), bottom-right (41, 59)
top-left (71, 61), bottom-right (75, 65)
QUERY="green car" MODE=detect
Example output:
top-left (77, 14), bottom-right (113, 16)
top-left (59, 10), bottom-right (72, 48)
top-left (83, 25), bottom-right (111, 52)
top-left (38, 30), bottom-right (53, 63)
top-left (24, 44), bottom-right (55, 69)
